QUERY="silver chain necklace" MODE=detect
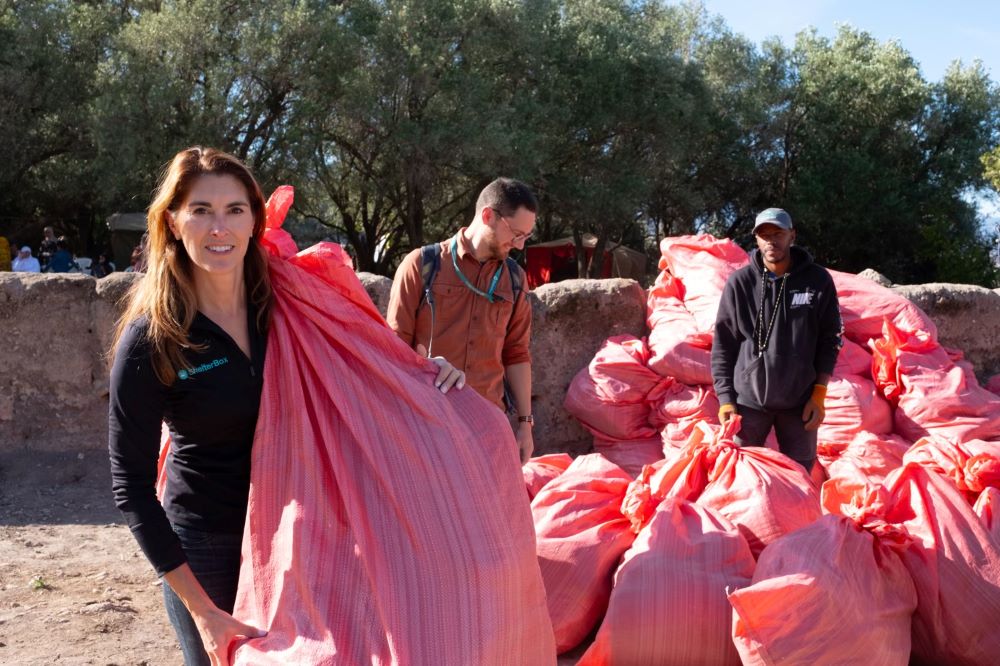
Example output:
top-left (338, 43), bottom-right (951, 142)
top-left (755, 270), bottom-right (787, 356)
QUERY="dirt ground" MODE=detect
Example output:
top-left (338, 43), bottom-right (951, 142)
top-left (0, 448), bottom-right (178, 665)
top-left (0, 447), bottom-right (588, 666)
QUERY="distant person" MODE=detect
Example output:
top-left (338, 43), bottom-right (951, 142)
top-left (12, 246), bottom-right (41, 272)
top-left (91, 252), bottom-right (116, 278)
top-left (46, 238), bottom-right (77, 273)
top-left (124, 244), bottom-right (146, 273)
top-left (712, 207), bottom-right (842, 473)
top-left (386, 177), bottom-right (537, 462)
top-left (38, 226), bottom-right (58, 271)
top-left (0, 236), bottom-right (10, 271)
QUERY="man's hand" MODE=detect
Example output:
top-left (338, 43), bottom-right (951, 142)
top-left (415, 343), bottom-right (465, 394)
top-left (802, 384), bottom-right (827, 431)
top-left (718, 403), bottom-right (737, 425)
top-left (515, 421), bottom-right (534, 464)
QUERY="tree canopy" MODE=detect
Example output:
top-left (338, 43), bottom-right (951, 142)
top-left (2, 0), bottom-right (998, 285)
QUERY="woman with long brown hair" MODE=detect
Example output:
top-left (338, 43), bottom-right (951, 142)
top-left (108, 147), bottom-right (273, 665)
top-left (110, 146), bottom-right (467, 665)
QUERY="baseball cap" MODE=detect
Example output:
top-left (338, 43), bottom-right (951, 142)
top-left (753, 208), bottom-right (793, 232)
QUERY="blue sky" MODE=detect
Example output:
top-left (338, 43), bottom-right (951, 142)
top-left (699, 0), bottom-right (1000, 228)
top-left (699, 0), bottom-right (1000, 82)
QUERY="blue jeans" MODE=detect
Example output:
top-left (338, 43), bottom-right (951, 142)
top-left (162, 524), bottom-right (243, 666)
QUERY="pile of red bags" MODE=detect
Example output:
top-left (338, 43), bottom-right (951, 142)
top-left (548, 234), bottom-right (1000, 664)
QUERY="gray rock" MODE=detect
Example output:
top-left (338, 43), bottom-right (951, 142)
top-left (529, 279), bottom-right (647, 455)
top-left (893, 282), bottom-right (1000, 381)
top-left (358, 272), bottom-right (392, 318)
top-left (857, 268), bottom-right (893, 287)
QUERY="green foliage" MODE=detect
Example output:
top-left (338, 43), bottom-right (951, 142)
top-left (1, 0), bottom-right (998, 285)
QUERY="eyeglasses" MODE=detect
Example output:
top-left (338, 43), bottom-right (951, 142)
top-left (493, 209), bottom-right (535, 243)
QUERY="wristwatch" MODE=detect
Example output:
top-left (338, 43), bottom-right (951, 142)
top-left (517, 414), bottom-right (534, 425)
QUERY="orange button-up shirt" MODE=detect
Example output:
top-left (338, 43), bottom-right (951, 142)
top-left (387, 229), bottom-right (532, 409)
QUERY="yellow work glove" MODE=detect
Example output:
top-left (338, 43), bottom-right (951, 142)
top-left (718, 403), bottom-right (737, 425)
top-left (802, 384), bottom-right (827, 430)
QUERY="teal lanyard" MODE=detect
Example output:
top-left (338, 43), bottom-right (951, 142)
top-left (451, 237), bottom-right (504, 303)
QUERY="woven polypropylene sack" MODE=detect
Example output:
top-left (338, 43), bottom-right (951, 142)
top-left (229, 190), bottom-right (555, 665)
top-left (578, 497), bottom-right (754, 666)
top-left (646, 271), bottom-right (714, 385)
top-left (880, 463), bottom-right (1000, 665)
top-left (563, 336), bottom-right (665, 442)
top-left (829, 269), bottom-right (937, 349)
top-left (531, 454), bottom-right (637, 654)
top-left (524, 453), bottom-right (574, 500)
top-left (870, 320), bottom-right (1000, 444)
top-left (729, 513), bottom-right (916, 666)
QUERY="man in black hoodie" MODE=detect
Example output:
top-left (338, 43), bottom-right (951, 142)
top-left (711, 208), bottom-right (842, 472)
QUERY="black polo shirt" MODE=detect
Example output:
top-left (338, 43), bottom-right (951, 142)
top-left (108, 306), bottom-right (267, 575)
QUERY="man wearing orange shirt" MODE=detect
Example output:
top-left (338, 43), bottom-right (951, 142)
top-left (387, 178), bottom-right (536, 462)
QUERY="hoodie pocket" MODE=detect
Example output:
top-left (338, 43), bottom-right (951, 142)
top-left (736, 352), bottom-right (814, 410)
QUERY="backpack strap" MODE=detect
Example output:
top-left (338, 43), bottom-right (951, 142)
top-left (417, 243), bottom-right (442, 357)
top-left (418, 243), bottom-right (442, 308)
top-left (504, 256), bottom-right (524, 306)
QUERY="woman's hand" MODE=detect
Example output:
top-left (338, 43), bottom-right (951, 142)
top-left (416, 344), bottom-right (466, 394)
top-left (191, 606), bottom-right (266, 666)
top-left (163, 564), bottom-right (266, 666)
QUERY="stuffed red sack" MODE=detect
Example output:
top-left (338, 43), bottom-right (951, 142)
top-left (228, 187), bottom-right (555, 665)
top-left (530, 454), bottom-right (637, 654)
top-left (578, 497), bottom-right (755, 666)
top-left (871, 319), bottom-right (1000, 443)
top-left (816, 431), bottom-right (911, 494)
top-left (818, 339), bottom-right (893, 446)
top-left (631, 419), bottom-right (821, 557)
top-left (829, 269), bottom-right (937, 348)
top-left (655, 234), bottom-right (748, 334)
top-left (563, 335), bottom-right (665, 442)
top-left (902, 436), bottom-right (1000, 504)
top-left (873, 463), bottom-right (1000, 665)
top-left (646, 271), bottom-right (713, 384)
top-left (592, 437), bottom-right (665, 477)
top-left (524, 453), bottom-right (574, 500)
top-left (974, 487), bottom-right (1000, 543)
top-left (729, 497), bottom-right (917, 666)
top-left (648, 379), bottom-right (720, 450)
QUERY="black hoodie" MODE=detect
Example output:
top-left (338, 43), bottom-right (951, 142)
top-left (712, 245), bottom-right (842, 411)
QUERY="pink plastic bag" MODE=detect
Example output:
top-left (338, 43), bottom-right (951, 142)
top-left (230, 189), bottom-right (555, 665)
top-left (592, 437), bottom-right (664, 478)
top-left (627, 420), bottom-right (822, 557)
top-left (648, 380), bottom-right (720, 449)
top-left (730, 508), bottom-right (916, 666)
top-left (578, 498), bottom-right (754, 666)
top-left (646, 271), bottom-right (714, 384)
top-left (829, 269), bottom-right (937, 348)
top-left (816, 431), bottom-right (910, 492)
top-left (654, 234), bottom-right (749, 333)
top-left (563, 336), bottom-right (666, 442)
top-left (524, 453), bottom-right (574, 500)
top-left (902, 436), bottom-right (1000, 503)
top-left (871, 320), bottom-right (1000, 443)
top-left (531, 454), bottom-right (637, 654)
top-left (974, 487), bottom-right (1000, 543)
top-left (874, 463), bottom-right (1000, 664)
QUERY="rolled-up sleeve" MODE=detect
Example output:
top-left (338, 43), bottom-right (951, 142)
top-left (502, 284), bottom-right (532, 367)
top-left (386, 248), bottom-right (423, 348)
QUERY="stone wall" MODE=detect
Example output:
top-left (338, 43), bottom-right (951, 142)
top-left (2, 271), bottom-right (999, 456)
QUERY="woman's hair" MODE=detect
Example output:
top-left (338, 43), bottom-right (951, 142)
top-left (112, 147), bottom-right (273, 384)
